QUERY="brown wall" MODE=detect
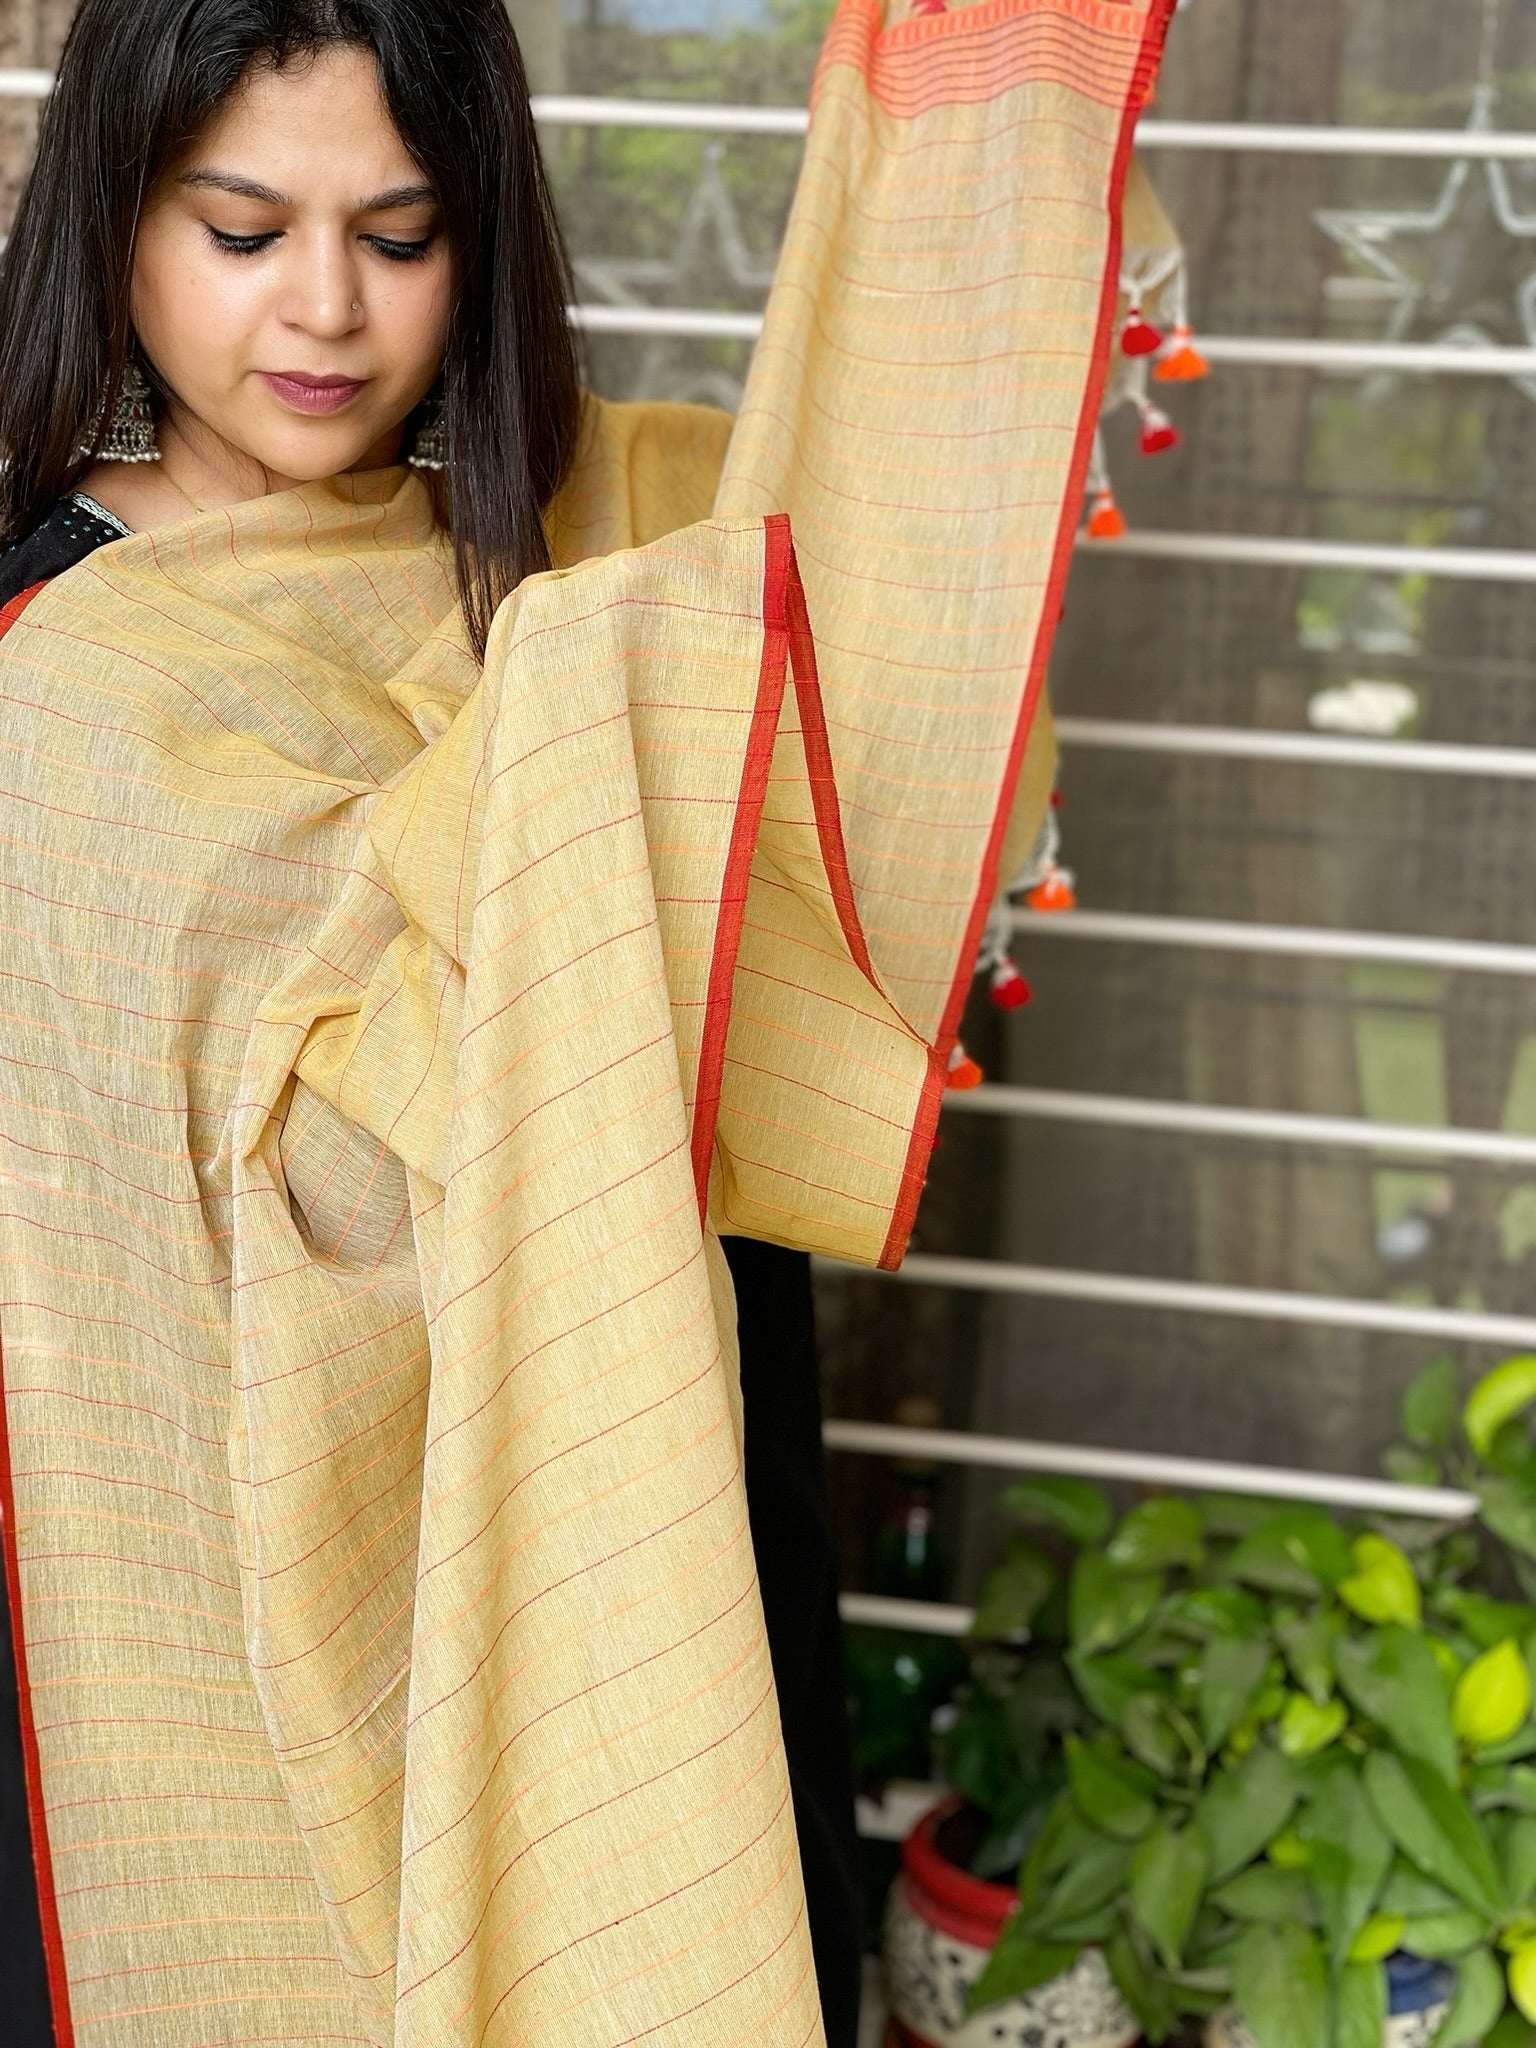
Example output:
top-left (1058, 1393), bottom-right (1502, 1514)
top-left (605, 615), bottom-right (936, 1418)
top-left (0, 0), bottom-right (74, 233)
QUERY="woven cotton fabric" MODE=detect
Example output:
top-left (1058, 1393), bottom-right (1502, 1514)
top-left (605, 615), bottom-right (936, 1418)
top-left (0, 1), bottom-right (1170, 2042)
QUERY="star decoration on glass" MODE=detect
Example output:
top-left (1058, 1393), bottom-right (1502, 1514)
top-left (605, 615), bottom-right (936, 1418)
top-left (1314, 84), bottom-right (1536, 403)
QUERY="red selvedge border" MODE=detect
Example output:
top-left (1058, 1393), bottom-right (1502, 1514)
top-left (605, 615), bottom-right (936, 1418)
top-left (689, 515), bottom-right (798, 1213)
top-left (0, 581), bottom-right (47, 644)
top-left (0, 1332), bottom-right (76, 2048)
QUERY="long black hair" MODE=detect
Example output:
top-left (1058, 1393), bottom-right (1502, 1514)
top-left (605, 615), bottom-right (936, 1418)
top-left (0, 0), bottom-right (582, 658)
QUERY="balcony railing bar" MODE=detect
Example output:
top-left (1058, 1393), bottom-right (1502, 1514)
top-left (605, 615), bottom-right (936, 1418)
top-left (822, 1419), bottom-right (1478, 1519)
top-left (1054, 718), bottom-right (1536, 780)
top-left (944, 1083), bottom-right (1536, 1166)
top-left (821, 1252), bottom-right (1536, 1347)
top-left (1012, 909), bottom-right (1536, 978)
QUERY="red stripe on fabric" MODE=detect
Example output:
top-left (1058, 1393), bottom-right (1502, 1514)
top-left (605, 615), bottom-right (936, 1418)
top-left (689, 514), bottom-right (795, 1213)
top-left (781, 541), bottom-right (875, 984)
top-left (0, 1333), bottom-right (77, 2048)
top-left (0, 582), bottom-right (49, 643)
top-left (930, 0), bottom-right (1176, 1078)
top-left (816, 0), bottom-right (1152, 115)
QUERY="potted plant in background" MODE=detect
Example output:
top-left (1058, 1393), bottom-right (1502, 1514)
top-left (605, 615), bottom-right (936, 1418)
top-left (881, 1357), bottom-right (1536, 2048)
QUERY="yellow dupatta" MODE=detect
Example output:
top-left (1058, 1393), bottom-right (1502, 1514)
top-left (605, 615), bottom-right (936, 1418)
top-left (0, 0), bottom-right (1170, 2042)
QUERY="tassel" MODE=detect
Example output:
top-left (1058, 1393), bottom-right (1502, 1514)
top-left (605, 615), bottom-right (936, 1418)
top-left (947, 1042), bottom-right (983, 1091)
top-left (989, 957), bottom-right (1032, 1010)
top-left (1086, 488), bottom-right (1125, 540)
top-left (1026, 864), bottom-right (1077, 913)
top-left (910, 0), bottom-right (947, 14)
top-left (1120, 304), bottom-right (1164, 357)
top-left (1138, 403), bottom-right (1179, 455)
top-left (1154, 323), bottom-right (1209, 382)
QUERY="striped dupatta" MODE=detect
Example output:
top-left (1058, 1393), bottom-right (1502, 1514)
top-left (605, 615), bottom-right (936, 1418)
top-left (0, 1), bottom-right (1170, 2043)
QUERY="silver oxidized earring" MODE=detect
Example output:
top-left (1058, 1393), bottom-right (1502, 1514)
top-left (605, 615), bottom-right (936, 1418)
top-left (97, 357), bottom-right (161, 464)
top-left (406, 389), bottom-right (448, 472)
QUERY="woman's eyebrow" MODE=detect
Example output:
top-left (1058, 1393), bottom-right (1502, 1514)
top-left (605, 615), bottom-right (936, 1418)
top-left (359, 183), bottom-right (438, 211)
top-left (180, 168), bottom-right (289, 205)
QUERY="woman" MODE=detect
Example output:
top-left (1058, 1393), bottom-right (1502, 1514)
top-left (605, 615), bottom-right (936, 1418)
top-left (0, 0), bottom-right (1160, 2041)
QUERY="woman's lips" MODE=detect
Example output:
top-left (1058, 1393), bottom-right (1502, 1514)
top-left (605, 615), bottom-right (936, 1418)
top-left (259, 372), bottom-right (367, 416)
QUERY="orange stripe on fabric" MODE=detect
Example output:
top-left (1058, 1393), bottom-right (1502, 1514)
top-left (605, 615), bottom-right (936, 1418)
top-left (0, 581), bottom-right (49, 642)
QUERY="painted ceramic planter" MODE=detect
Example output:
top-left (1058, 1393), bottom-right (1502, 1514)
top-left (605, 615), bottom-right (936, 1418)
top-left (882, 1798), bottom-right (1139, 2048)
top-left (1205, 1953), bottom-right (1454, 2048)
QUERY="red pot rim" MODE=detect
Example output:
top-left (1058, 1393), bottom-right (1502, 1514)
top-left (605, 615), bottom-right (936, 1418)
top-left (899, 1795), bottom-right (1017, 1947)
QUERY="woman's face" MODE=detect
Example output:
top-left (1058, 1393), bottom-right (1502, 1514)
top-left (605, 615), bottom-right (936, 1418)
top-left (130, 45), bottom-right (453, 485)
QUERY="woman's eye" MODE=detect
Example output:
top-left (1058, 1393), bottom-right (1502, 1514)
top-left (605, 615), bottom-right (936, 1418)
top-left (363, 233), bottom-right (437, 264)
top-left (206, 226), bottom-right (280, 257)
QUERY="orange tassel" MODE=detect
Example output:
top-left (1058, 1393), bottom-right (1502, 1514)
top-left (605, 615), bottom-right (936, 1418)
top-left (1085, 489), bottom-right (1125, 540)
top-left (1027, 868), bottom-right (1077, 913)
top-left (1154, 324), bottom-right (1209, 382)
top-left (1120, 306), bottom-right (1164, 357)
top-left (947, 1043), bottom-right (983, 1090)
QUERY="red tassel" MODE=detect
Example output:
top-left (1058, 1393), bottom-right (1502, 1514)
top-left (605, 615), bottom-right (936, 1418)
top-left (1154, 324), bottom-right (1209, 382)
top-left (1121, 305), bottom-right (1164, 357)
top-left (1027, 868), bottom-right (1077, 914)
top-left (989, 958), bottom-right (1032, 1011)
top-left (947, 1043), bottom-right (983, 1091)
top-left (1085, 489), bottom-right (1125, 540)
top-left (1138, 404), bottom-right (1180, 455)
top-left (1049, 788), bottom-right (1063, 809)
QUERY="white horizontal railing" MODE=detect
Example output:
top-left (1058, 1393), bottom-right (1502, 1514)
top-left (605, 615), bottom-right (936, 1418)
top-left (570, 306), bottom-right (1536, 381)
top-left (1014, 908), bottom-right (1536, 977)
top-left (945, 1083), bottom-right (1536, 1166)
top-left (823, 1419), bottom-right (1479, 1519)
top-left (1082, 531), bottom-right (1536, 581)
top-left (1054, 718), bottom-right (1536, 780)
top-left (824, 1252), bottom-right (1536, 1347)
top-left (838, 1590), bottom-right (975, 1635)
top-left (7, 74), bottom-right (1536, 164)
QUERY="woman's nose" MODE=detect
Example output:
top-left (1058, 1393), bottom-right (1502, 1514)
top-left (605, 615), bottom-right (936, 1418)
top-left (279, 233), bottom-right (366, 340)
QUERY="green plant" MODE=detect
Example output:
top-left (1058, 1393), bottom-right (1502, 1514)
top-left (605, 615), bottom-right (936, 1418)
top-left (949, 1359), bottom-right (1536, 2048)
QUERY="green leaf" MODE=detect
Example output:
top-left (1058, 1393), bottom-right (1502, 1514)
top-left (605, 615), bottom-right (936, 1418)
top-left (1196, 1746), bottom-right (1299, 1883)
top-left (1200, 1634), bottom-right (1272, 1752)
top-left (1431, 1943), bottom-right (1506, 2047)
top-left (1310, 1760), bottom-right (1393, 1961)
top-left (1069, 1551), bottom-right (1163, 1656)
top-left (1105, 1928), bottom-right (1179, 2046)
top-left (1380, 1863), bottom-right (1461, 1916)
top-left (965, 1915), bottom-right (1079, 2014)
top-left (1122, 1692), bottom-right (1197, 1779)
top-left (1515, 1938), bottom-right (1536, 2026)
top-left (1480, 1479), bottom-right (1536, 1563)
top-left (1507, 1816), bottom-right (1536, 1906)
top-left (1345, 1911), bottom-right (1403, 1962)
top-left (1454, 1638), bottom-right (1533, 1749)
top-left (1168, 1585), bottom-right (1269, 1637)
top-left (1002, 1475), bottom-right (1112, 1545)
top-left (1228, 1509), bottom-right (1355, 1596)
top-left (1433, 1588), bottom-right (1536, 1650)
top-left (1026, 1835), bottom-right (1130, 1938)
top-left (1017, 1794), bottom-right (1096, 1907)
top-left (1333, 1958), bottom-right (1387, 2048)
top-left (1385, 1445), bottom-right (1445, 1488)
top-left (1212, 1866), bottom-right (1318, 1924)
top-left (1065, 1733), bottom-right (1156, 1842)
top-left (1398, 1909), bottom-right (1487, 1957)
top-left (1230, 1922), bottom-right (1329, 2048)
top-left (1129, 1823), bottom-right (1209, 1970)
top-left (1110, 1497), bottom-right (1205, 1572)
top-left (1280, 1693), bottom-right (1348, 1759)
top-left (1403, 1357), bottom-right (1460, 1452)
top-left (1335, 1625), bottom-right (1458, 1783)
top-left (1466, 1357), bottom-right (1536, 1461)
top-left (970, 1542), bottom-right (1057, 1641)
top-left (1485, 2013), bottom-right (1536, 2048)
top-left (1277, 1608), bottom-right (1344, 1705)
top-left (1068, 1649), bottom-right (1152, 1727)
top-left (1199, 1493), bottom-right (1281, 1537)
top-left (1364, 1750), bottom-right (1504, 1920)
top-left (1339, 1533), bottom-right (1424, 1629)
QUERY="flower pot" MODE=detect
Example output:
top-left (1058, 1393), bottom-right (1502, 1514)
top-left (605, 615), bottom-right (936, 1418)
top-left (882, 1797), bottom-right (1138, 2048)
top-left (1204, 1953), bottom-right (1453, 2048)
